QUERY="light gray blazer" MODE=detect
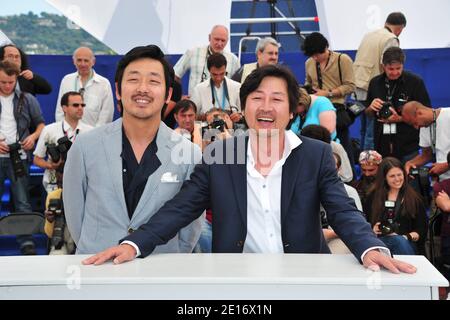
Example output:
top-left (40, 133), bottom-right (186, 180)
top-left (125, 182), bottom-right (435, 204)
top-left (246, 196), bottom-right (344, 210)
top-left (63, 119), bottom-right (202, 254)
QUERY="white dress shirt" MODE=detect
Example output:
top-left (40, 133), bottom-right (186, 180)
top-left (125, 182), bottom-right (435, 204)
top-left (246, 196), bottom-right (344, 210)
top-left (55, 70), bottom-right (114, 127)
top-left (244, 130), bottom-right (301, 253)
top-left (191, 76), bottom-right (241, 115)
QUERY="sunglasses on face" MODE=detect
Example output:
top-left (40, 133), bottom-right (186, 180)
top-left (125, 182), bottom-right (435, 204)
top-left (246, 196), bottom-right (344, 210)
top-left (69, 103), bottom-right (86, 108)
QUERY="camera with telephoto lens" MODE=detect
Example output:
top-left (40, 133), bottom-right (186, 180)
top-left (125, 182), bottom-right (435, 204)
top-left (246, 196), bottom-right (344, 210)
top-left (46, 136), bottom-right (73, 163)
top-left (378, 101), bottom-right (393, 119)
top-left (8, 142), bottom-right (26, 180)
top-left (48, 198), bottom-right (65, 249)
top-left (379, 200), bottom-right (400, 235)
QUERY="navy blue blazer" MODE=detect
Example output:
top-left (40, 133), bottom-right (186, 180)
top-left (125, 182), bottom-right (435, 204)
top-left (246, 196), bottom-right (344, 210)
top-left (125, 135), bottom-right (386, 261)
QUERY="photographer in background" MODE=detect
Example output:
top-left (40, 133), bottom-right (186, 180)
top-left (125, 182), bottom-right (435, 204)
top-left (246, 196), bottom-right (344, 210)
top-left (365, 47), bottom-right (430, 163)
top-left (0, 60), bottom-right (44, 213)
top-left (191, 53), bottom-right (242, 123)
top-left (43, 170), bottom-right (75, 255)
top-left (33, 91), bottom-right (93, 193)
top-left (0, 44), bottom-right (52, 96)
top-left (402, 102), bottom-right (450, 182)
top-left (302, 32), bottom-right (356, 174)
top-left (173, 99), bottom-right (202, 149)
top-left (364, 157), bottom-right (427, 255)
top-left (202, 107), bottom-right (234, 149)
top-left (354, 150), bottom-right (383, 205)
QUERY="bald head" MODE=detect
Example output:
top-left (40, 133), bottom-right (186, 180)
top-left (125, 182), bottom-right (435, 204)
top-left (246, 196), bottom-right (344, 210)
top-left (402, 101), bottom-right (433, 129)
top-left (73, 46), bottom-right (95, 77)
top-left (209, 25), bottom-right (229, 53)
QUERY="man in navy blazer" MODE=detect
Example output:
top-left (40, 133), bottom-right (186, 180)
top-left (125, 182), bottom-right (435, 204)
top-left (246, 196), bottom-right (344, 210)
top-left (84, 65), bottom-right (416, 274)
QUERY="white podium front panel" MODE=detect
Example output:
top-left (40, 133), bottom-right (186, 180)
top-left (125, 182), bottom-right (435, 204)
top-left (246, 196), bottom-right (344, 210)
top-left (0, 254), bottom-right (447, 300)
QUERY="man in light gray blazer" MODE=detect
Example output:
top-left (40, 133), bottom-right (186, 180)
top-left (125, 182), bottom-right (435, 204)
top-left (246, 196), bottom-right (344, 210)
top-left (63, 45), bottom-right (202, 254)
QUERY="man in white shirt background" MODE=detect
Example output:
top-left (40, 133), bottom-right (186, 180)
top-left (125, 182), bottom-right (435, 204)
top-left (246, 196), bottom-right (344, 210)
top-left (34, 91), bottom-right (93, 193)
top-left (174, 25), bottom-right (240, 96)
top-left (191, 53), bottom-right (242, 123)
top-left (55, 46), bottom-right (114, 127)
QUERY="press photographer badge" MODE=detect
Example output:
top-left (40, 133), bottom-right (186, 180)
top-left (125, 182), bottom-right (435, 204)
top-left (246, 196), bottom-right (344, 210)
top-left (383, 123), bottom-right (397, 135)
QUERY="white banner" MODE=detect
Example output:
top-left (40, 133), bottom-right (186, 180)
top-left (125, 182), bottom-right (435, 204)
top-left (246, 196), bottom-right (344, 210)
top-left (315, 0), bottom-right (450, 50)
top-left (46, 0), bottom-right (232, 54)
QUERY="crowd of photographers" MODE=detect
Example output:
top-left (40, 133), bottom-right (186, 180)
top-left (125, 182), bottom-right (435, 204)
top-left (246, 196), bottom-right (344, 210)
top-left (1, 13), bottom-right (449, 293)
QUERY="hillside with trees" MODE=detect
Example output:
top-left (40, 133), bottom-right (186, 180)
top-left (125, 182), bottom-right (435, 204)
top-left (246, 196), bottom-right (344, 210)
top-left (0, 12), bottom-right (115, 54)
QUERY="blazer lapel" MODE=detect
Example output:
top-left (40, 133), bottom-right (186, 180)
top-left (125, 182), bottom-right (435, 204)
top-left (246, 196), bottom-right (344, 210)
top-left (131, 122), bottom-right (171, 222)
top-left (281, 144), bottom-right (304, 225)
top-left (102, 119), bottom-right (128, 217)
top-left (229, 136), bottom-right (248, 226)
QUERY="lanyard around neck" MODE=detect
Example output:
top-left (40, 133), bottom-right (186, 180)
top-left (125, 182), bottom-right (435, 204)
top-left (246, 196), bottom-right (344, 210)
top-left (74, 71), bottom-right (93, 91)
top-left (62, 121), bottom-right (79, 142)
top-left (210, 78), bottom-right (230, 110)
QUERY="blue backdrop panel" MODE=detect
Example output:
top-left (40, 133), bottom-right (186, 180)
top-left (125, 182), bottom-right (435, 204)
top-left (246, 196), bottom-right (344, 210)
top-left (28, 48), bottom-right (450, 140)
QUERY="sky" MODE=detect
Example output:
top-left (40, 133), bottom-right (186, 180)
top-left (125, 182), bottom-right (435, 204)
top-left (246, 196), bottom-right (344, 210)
top-left (0, 0), bottom-right (60, 16)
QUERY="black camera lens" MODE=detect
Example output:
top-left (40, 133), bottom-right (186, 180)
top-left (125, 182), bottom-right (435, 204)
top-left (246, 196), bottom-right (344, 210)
top-left (46, 143), bottom-right (60, 163)
top-left (378, 102), bottom-right (393, 119)
top-left (8, 142), bottom-right (26, 179)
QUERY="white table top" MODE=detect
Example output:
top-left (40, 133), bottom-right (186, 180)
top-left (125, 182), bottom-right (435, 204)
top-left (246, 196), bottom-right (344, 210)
top-left (0, 254), bottom-right (448, 287)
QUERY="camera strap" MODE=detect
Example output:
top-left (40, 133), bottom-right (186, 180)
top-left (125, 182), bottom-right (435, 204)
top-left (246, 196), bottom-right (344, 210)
top-left (430, 109), bottom-right (437, 158)
top-left (387, 190), bottom-right (404, 221)
top-left (201, 47), bottom-right (213, 82)
top-left (315, 52), bottom-right (342, 89)
top-left (384, 77), bottom-right (397, 102)
top-left (15, 93), bottom-right (27, 143)
top-left (61, 121), bottom-right (80, 142)
top-left (210, 78), bottom-right (230, 110)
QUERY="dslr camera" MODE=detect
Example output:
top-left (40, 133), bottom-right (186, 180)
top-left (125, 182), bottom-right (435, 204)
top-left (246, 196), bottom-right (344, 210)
top-left (203, 115), bottom-right (227, 142)
top-left (46, 136), bottom-right (73, 163)
top-left (378, 101), bottom-right (393, 120)
top-left (8, 142), bottom-right (26, 180)
top-left (48, 198), bottom-right (65, 250)
top-left (209, 115), bottom-right (226, 133)
top-left (379, 200), bottom-right (400, 235)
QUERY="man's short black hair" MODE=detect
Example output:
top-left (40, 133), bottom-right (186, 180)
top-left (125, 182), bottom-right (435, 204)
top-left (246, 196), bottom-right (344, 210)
top-left (115, 45), bottom-right (171, 99)
top-left (207, 53), bottom-right (227, 71)
top-left (173, 99), bottom-right (197, 115)
top-left (382, 46), bottom-right (405, 65)
top-left (300, 124), bottom-right (331, 144)
top-left (240, 64), bottom-right (299, 115)
top-left (61, 91), bottom-right (82, 107)
top-left (301, 32), bottom-right (329, 57)
top-left (386, 12), bottom-right (407, 26)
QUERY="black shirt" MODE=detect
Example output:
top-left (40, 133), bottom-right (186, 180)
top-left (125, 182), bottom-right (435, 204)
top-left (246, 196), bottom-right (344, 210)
top-left (18, 73), bottom-right (52, 95)
top-left (121, 129), bottom-right (161, 219)
top-left (162, 80), bottom-right (182, 129)
top-left (366, 70), bottom-right (431, 160)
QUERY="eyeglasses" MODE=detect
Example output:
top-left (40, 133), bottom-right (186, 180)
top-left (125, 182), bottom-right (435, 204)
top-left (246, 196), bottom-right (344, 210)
top-left (79, 88), bottom-right (85, 97)
top-left (69, 103), bottom-right (86, 108)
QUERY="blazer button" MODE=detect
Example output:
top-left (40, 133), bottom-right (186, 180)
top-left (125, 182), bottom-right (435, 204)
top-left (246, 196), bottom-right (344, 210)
top-left (284, 243), bottom-right (290, 248)
top-left (128, 228), bottom-right (134, 234)
top-left (236, 240), bottom-right (244, 247)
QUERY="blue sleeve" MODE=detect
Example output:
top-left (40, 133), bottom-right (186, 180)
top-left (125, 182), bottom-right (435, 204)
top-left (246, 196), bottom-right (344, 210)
top-left (314, 96), bottom-right (336, 113)
top-left (26, 93), bottom-right (45, 126)
top-left (290, 116), bottom-right (300, 135)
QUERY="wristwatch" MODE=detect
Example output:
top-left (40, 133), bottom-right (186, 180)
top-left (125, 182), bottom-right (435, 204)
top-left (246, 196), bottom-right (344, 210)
top-left (327, 90), bottom-right (333, 98)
